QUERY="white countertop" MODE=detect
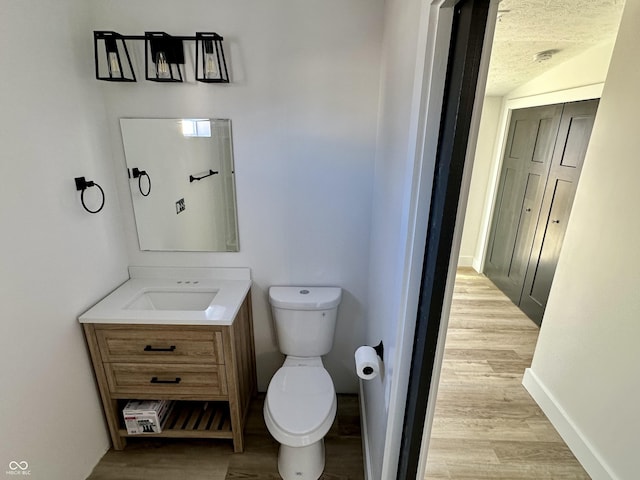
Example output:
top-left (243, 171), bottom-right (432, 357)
top-left (79, 267), bottom-right (251, 326)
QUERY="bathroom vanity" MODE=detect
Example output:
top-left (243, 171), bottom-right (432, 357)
top-left (80, 267), bottom-right (256, 453)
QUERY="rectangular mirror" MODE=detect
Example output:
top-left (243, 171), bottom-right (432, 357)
top-left (120, 118), bottom-right (239, 252)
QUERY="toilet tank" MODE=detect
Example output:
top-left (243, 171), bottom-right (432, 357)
top-left (269, 286), bottom-right (342, 357)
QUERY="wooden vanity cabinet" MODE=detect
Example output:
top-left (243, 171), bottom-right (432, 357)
top-left (83, 293), bottom-right (256, 452)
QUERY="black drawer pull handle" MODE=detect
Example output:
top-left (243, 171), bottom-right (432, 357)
top-left (144, 345), bottom-right (176, 352)
top-left (150, 377), bottom-right (181, 384)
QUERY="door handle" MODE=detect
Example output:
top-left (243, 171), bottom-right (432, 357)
top-left (551, 219), bottom-right (560, 224)
top-left (525, 208), bottom-right (532, 212)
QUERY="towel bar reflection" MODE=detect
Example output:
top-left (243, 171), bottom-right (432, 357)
top-left (189, 169), bottom-right (218, 183)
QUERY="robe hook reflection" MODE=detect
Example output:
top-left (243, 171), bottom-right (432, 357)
top-left (131, 168), bottom-right (151, 196)
top-left (75, 177), bottom-right (105, 214)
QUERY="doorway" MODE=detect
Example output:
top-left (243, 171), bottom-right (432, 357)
top-left (397, 0), bottom-right (624, 478)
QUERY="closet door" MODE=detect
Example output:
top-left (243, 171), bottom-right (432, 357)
top-left (484, 104), bottom-right (563, 303)
top-left (519, 99), bottom-right (599, 325)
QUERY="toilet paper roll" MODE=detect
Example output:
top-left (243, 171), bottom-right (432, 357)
top-left (355, 346), bottom-right (380, 380)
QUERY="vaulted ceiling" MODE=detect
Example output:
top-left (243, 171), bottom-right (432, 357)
top-left (486, 0), bottom-right (626, 96)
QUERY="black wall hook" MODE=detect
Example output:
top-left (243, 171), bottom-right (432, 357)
top-left (75, 177), bottom-right (105, 214)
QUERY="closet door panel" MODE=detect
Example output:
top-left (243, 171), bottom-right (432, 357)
top-left (484, 115), bottom-right (535, 292)
top-left (559, 116), bottom-right (594, 168)
top-left (507, 173), bottom-right (542, 285)
top-left (532, 116), bottom-right (560, 164)
top-left (484, 105), bottom-right (562, 303)
top-left (520, 179), bottom-right (575, 322)
top-left (520, 99), bottom-right (599, 324)
top-left (487, 167), bottom-right (520, 269)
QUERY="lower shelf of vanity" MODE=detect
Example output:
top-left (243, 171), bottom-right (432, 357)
top-left (116, 400), bottom-right (233, 440)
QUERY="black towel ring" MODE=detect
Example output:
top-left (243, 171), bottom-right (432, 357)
top-left (132, 168), bottom-right (151, 196)
top-left (75, 177), bottom-right (105, 214)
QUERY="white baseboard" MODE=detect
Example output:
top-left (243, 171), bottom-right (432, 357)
top-left (359, 380), bottom-right (373, 480)
top-left (472, 256), bottom-right (483, 273)
top-left (522, 368), bottom-right (617, 480)
top-left (457, 255), bottom-right (474, 267)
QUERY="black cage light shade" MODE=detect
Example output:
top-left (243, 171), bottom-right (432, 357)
top-left (195, 32), bottom-right (229, 83)
top-left (94, 31), bottom-right (136, 82)
top-left (145, 32), bottom-right (184, 82)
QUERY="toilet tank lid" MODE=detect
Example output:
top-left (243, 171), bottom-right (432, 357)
top-left (269, 286), bottom-right (342, 310)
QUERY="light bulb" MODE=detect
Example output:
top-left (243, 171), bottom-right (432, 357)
top-left (205, 53), bottom-right (218, 79)
top-left (156, 52), bottom-right (170, 79)
top-left (107, 52), bottom-right (121, 77)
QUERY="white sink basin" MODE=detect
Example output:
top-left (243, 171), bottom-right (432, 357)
top-left (125, 289), bottom-right (218, 311)
top-left (78, 267), bottom-right (251, 325)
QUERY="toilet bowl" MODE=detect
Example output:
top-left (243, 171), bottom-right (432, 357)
top-left (265, 286), bottom-right (342, 480)
top-left (264, 357), bottom-right (337, 480)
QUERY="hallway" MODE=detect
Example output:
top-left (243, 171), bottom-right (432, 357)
top-left (424, 268), bottom-right (589, 479)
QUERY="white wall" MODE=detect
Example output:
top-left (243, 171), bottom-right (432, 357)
top-left (0, 1), bottom-right (129, 479)
top-left (457, 96), bottom-right (501, 268)
top-left (92, 0), bottom-right (385, 393)
top-left (524, 2), bottom-right (639, 478)
top-left (362, 0), bottom-right (428, 476)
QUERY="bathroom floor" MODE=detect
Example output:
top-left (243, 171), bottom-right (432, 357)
top-left (86, 394), bottom-right (363, 480)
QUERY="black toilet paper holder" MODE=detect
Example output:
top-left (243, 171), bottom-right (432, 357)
top-left (373, 341), bottom-right (384, 362)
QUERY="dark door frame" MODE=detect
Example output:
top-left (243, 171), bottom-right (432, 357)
top-left (396, 0), bottom-right (491, 478)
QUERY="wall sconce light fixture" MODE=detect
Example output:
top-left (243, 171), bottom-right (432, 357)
top-left (145, 32), bottom-right (184, 82)
top-left (195, 32), bottom-right (229, 83)
top-left (93, 31), bottom-right (230, 84)
top-left (94, 31), bottom-right (136, 82)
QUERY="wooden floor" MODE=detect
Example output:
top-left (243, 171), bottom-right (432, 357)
top-left (424, 268), bottom-right (590, 479)
top-left (86, 394), bottom-right (363, 480)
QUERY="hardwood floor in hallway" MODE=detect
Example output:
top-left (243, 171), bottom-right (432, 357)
top-left (424, 268), bottom-right (590, 479)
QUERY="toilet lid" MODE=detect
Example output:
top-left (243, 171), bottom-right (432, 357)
top-left (266, 366), bottom-right (335, 436)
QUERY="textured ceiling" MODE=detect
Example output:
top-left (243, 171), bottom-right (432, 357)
top-left (486, 0), bottom-right (625, 96)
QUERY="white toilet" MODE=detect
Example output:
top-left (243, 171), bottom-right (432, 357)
top-left (264, 286), bottom-right (342, 480)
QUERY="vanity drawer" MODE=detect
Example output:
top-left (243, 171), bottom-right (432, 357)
top-left (95, 326), bottom-right (225, 364)
top-left (104, 363), bottom-right (228, 397)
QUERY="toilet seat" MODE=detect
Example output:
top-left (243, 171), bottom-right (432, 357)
top-left (264, 364), bottom-right (336, 447)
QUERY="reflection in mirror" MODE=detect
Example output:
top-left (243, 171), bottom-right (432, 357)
top-left (120, 118), bottom-right (239, 252)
